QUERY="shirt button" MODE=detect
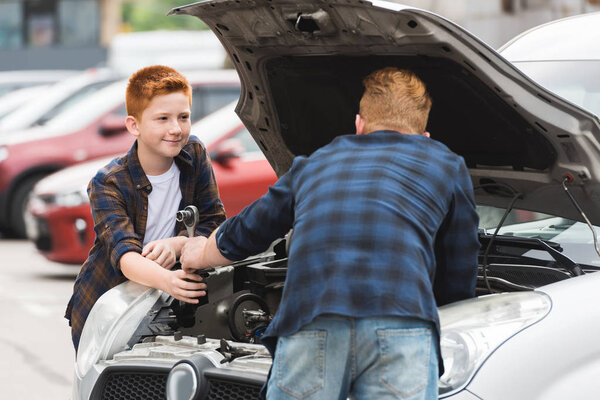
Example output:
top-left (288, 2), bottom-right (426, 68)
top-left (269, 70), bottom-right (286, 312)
top-left (136, 184), bottom-right (141, 189)
top-left (143, 205), bottom-right (147, 210)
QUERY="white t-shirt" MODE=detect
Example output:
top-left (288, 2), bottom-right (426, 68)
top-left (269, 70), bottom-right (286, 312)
top-left (143, 162), bottom-right (182, 247)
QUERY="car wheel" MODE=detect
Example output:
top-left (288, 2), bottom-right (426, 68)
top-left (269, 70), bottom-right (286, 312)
top-left (9, 175), bottom-right (47, 239)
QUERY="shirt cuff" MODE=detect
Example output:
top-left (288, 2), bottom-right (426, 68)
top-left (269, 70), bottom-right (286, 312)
top-left (111, 239), bottom-right (143, 271)
top-left (215, 219), bottom-right (248, 261)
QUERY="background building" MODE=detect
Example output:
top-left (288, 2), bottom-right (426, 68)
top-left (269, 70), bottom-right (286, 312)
top-left (0, 0), bottom-right (122, 71)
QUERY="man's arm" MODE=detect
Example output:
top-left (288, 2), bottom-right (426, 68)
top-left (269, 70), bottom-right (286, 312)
top-left (180, 228), bottom-right (232, 272)
top-left (181, 165), bottom-right (297, 271)
top-left (433, 159), bottom-right (480, 306)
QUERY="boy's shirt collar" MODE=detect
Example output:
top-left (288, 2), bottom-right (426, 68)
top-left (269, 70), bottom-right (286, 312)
top-left (126, 139), bottom-right (195, 191)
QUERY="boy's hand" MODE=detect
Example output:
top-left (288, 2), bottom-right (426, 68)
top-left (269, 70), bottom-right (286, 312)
top-left (142, 239), bottom-right (177, 270)
top-left (163, 269), bottom-right (207, 303)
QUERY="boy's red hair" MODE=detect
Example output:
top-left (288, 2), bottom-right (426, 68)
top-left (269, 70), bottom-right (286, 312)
top-left (126, 65), bottom-right (192, 120)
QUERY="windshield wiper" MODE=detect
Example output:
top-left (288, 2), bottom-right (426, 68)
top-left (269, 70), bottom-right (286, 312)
top-left (479, 232), bottom-right (584, 276)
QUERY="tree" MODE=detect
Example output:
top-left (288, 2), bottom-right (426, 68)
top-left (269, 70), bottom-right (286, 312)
top-left (122, 0), bottom-right (208, 32)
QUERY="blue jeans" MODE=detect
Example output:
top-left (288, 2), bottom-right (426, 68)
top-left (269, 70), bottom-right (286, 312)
top-left (266, 315), bottom-right (438, 400)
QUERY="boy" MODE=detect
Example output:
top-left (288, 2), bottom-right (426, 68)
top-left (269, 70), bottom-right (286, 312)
top-left (65, 65), bottom-right (226, 351)
top-left (181, 67), bottom-right (479, 399)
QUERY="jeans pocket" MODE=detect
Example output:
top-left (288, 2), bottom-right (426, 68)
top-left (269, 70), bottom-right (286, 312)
top-left (275, 330), bottom-right (327, 399)
top-left (376, 327), bottom-right (431, 399)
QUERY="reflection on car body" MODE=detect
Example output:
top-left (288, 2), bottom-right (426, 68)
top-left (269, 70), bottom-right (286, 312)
top-left (73, 3), bottom-right (600, 400)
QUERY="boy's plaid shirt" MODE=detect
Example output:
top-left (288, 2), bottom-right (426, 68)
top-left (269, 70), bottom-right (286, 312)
top-left (65, 136), bottom-right (225, 350)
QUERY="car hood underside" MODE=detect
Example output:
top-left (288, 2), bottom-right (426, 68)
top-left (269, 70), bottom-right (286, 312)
top-left (170, 0), bottom-right (600, 225)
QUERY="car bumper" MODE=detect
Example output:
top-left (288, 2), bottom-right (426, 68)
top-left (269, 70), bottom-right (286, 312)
top-left (28, 203), bottom-right (93, 264)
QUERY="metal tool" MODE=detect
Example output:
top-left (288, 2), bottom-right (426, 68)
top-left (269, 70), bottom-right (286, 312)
top-left (176, 205), bottom-right (199, 238)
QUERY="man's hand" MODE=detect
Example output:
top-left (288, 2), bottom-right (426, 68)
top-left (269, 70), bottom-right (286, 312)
top-left (142, 239), bottom-right (178, 270)
top-left (163, 269), bottom-right (207, 304)
top-left (180, 236), bottom-right (208, 272)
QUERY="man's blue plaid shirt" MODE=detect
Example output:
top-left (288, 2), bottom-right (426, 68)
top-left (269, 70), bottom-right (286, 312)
top-left (216, 130), bottom-right (480, 358)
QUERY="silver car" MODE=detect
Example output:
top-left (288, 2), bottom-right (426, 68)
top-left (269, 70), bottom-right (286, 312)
top-left (73, 2), bottom-right (600, 399)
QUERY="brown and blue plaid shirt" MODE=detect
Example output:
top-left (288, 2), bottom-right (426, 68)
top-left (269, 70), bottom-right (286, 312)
top-left (65, 136), bottom-right (225, 350)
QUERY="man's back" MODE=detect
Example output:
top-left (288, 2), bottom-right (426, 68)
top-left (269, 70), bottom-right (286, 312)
top-left (266, 130), bottom-right (479, 341)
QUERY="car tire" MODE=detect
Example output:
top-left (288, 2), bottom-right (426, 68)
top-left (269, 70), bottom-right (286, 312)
top-left (9, 174), bottom-right (47, 239)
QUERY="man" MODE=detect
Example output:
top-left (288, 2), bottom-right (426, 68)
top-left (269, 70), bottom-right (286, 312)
top-left (181, 67), bottom-right (480, 399)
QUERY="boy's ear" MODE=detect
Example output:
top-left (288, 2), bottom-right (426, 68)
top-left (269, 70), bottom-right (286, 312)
top-left (125, 115), bottom-right (140, 138)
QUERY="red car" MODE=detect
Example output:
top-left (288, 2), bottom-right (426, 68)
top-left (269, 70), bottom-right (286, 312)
top-left (26, 102), bottom-right (277, 264)
top-left (0, 69), bottom-right (240, 238)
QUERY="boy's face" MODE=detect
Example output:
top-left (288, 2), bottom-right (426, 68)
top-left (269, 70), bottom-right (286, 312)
top-left (126, 91), bottom-right (191, 163)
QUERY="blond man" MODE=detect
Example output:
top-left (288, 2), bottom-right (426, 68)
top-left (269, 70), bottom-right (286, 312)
top-left (181, 67), bottom-right (479, 399)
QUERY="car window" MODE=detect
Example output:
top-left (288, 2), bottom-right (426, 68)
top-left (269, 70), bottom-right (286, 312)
top-left (33, 79), bottom-right (114, 126)
top-left (512, 60), bottom-right (600, 118)
top-left (191, 86), bottom-right (241, 120)
top-left (233, 127), bottom-right (262, 155)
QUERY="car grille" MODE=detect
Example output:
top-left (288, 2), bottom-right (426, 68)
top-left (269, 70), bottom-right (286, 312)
top-left (93, 370), bottom-right (262, 400)
top-left (100, 371), bottom-right (167, 400)
top-left (207, 377), bottom-right (261, 399)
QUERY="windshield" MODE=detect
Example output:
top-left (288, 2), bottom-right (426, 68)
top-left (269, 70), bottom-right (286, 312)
top-left (512, 60), bottom-right (600, 118)
top-left (478, 205), bottom-right (600, 266)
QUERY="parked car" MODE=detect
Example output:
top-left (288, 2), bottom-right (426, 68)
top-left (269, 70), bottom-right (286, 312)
top-left (73, 2), bottom-right (600, 400)
top-left (0, 69), bottom-right (240, 238)
top-left (0, 85), bottom-right (50, 122)
top-left (26, 102), bottom-right (277, 264)
top-left (0, 69), bottom-right (77, 98)
top-left (0, 68), bottom-right (119, 133)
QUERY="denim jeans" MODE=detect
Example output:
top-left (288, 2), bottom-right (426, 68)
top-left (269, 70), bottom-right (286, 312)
top-left (266, 315), bottom-right (438, 400)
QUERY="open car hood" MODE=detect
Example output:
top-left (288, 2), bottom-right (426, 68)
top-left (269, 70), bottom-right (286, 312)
top-left (170, 0), bottom-right (600, 225)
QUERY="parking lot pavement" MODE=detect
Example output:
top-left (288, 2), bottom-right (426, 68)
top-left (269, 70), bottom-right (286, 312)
top-left (0, 239), bottom-right (78, 400)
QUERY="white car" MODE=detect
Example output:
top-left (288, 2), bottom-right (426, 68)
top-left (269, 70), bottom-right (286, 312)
top-left (0, 68), bottom-right (118, 133)
top-left (0, 85), bottom-right (50, 121)
top-left (0, 69), bottom-right (77, 98)
top-left (73, 2), bottom-right (600, 400)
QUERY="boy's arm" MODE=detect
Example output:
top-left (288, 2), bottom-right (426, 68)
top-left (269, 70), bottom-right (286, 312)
top-left (120, 251), bottom-right (207, 303)
top-left (433, 159), bottom-right (481, 306)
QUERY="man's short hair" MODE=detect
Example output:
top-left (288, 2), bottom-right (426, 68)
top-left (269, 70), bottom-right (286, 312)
top-left (126, 65), bottom-right (192, 121)
top-left (359, 67), bottom-right (432, 134)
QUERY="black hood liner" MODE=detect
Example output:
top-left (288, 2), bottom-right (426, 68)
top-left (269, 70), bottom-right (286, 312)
top-left (266, 55), bottom-right (556, 171)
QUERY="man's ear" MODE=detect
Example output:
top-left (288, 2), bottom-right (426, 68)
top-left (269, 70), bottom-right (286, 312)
top-left (422, 131), bottom-right (431, 138)
top-left (125, 116), bottom-right (140, 138)
top-left (355, 114), bottom-right (366, 135)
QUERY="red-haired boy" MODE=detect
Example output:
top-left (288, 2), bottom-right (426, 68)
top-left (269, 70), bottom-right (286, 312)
top-left (65, 65), bottom-right (225, 351)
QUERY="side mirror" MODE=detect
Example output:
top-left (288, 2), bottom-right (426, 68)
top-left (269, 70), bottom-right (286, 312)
top-left (99, 114), bottom-right (126, 137)
top-left (211, 138), bottom-right (245, 166)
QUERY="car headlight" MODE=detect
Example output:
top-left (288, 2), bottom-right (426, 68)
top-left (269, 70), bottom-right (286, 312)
top-left (76, 281), bottom-right (162, 378)
top-left (438, 291), bottom-right (551, 397)
top-left (0, 146), bottom-right (8, 163)
top-left (53, 187), bottom-right (89, 207)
